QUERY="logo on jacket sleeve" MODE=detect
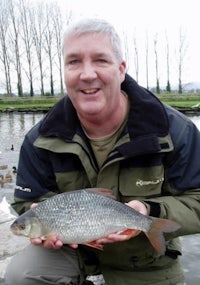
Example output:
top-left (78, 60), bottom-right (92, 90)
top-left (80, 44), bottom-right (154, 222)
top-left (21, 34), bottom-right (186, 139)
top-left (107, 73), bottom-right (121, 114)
top-left (15, 185), bottom-right (32, 192)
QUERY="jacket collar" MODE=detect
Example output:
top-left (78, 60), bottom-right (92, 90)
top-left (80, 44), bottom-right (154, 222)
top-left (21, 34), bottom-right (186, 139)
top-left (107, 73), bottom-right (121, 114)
top-left (122, 74), bottom-right (169, 139)
top-left (39, 95), bottom-right (81, 140)
top-left (39, 74), bottom-right (169, 141)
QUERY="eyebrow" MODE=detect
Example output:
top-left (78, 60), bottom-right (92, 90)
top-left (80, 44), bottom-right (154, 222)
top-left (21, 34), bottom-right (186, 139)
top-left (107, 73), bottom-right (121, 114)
top-left (65, 53), bottom-right (79, 59)
top-left (66, 51), bottom-right (110, 59)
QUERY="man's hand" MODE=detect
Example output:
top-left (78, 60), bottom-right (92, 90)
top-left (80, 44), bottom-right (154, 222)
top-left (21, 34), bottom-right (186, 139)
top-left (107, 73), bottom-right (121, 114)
top-left (94, 200), bottom-right (148, 245)
top-left (31, 235), bottom-right (64, 249)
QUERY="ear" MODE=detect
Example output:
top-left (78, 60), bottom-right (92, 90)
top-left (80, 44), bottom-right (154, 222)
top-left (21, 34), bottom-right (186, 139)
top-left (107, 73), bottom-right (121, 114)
top-left (119, 61), bottom-right (126, 83)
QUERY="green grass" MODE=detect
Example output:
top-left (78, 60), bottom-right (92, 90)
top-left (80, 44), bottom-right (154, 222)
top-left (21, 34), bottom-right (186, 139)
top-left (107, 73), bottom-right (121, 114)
top-left (163, 101), bottom-right (199, 107)
top-left (157, 94), bottom-right (200, 108)
top-left (0, 96), bottom-right (60, 111)
top-left (0, 94), bottom-right (200, 111)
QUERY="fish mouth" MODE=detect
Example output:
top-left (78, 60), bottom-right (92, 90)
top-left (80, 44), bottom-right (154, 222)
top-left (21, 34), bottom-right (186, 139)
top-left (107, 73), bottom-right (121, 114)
top-left (10, 224), bottom-right (19, 235)
top-left (10, 220), bottom-right (26, 234)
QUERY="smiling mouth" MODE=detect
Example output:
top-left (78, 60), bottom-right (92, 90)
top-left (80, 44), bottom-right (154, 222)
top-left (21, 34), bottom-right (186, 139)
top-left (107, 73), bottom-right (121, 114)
top-left (81, 88), bottom-right (99, 94)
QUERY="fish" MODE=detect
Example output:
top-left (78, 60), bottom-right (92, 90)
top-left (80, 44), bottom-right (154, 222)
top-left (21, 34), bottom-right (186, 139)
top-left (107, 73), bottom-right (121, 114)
top-left (10, 188), bottom-right (180, 254)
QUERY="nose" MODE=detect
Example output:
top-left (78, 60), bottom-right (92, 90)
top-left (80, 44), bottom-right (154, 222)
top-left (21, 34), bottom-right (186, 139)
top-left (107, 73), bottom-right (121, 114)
top-left (80, 62), bottom-right (97, 81)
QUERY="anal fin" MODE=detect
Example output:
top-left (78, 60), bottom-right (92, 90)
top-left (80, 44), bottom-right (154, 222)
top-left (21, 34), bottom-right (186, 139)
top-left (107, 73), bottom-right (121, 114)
top-left (84, 240), bottom-right (104, 250)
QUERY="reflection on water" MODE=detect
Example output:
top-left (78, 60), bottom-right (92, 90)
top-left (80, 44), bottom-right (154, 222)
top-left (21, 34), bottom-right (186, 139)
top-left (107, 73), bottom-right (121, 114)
top-left (0, 113), bottom-right (44, 151)
top-left (0, 113), bottom-right (45, 169)
top-left (190, 115), bottom-right (200, 129)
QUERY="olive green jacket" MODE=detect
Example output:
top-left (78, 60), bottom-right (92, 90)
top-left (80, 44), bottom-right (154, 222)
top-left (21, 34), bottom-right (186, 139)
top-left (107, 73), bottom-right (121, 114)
top-left (12, 75), bottom-right (200, 284)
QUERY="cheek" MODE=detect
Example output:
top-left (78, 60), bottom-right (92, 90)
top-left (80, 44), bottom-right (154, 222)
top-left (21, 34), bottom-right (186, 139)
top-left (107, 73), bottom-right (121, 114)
top-left (105, 66), bottom-right (125, 85)
top-left (64, 72), bottom-right (75, 89)
top-left (100, 71), bottom-right (116, 86)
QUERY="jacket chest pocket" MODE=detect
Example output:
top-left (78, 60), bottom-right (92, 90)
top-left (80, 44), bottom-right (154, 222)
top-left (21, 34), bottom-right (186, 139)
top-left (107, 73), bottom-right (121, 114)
top-left (119, 166), bottom-right (164, 201)
top-left (56, 171), bottom-right (91, 192)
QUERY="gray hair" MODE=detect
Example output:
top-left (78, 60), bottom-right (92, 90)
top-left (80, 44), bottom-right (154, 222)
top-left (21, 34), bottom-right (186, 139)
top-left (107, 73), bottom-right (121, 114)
top-left (63, 18), bottom-right (124, 63)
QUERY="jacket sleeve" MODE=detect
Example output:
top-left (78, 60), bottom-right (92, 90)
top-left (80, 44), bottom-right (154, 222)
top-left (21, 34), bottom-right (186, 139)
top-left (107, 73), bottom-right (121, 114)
top-left (12, 125), bottom-right (59, 215)
top-left (145, 107), bottom-right (200, 238)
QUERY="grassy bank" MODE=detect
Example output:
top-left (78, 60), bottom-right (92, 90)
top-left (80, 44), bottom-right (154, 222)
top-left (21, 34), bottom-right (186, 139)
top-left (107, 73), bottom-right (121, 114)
top-left (157, 94), bottom-right (200, 108)
top-left (0, 94), bottom-right (200, 112)
top-left (0, 96), bottom-right (61, 112)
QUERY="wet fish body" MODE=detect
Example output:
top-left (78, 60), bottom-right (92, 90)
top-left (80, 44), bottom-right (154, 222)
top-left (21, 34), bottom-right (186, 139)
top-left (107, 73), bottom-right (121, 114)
top-left (10, 188), bottom-right (180, 254)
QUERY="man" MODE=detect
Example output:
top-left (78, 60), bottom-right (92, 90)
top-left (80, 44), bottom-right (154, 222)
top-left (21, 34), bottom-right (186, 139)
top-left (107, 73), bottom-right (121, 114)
top-left (5, 18), bottom-right (200, 285)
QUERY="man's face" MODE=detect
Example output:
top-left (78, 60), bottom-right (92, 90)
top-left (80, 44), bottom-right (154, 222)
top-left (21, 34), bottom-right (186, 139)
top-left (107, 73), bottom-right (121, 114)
top-left (63, 33), bottom-right (126, 119)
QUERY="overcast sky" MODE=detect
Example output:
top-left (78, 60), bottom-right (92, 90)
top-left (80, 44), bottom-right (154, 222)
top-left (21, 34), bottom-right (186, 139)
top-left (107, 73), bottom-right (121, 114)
top-left (55, 0), bottom-right (200, 87)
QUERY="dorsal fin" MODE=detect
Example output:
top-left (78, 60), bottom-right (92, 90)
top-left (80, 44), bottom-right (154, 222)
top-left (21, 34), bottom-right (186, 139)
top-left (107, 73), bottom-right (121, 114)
top-left (84, 188), bottom-right (116, 200)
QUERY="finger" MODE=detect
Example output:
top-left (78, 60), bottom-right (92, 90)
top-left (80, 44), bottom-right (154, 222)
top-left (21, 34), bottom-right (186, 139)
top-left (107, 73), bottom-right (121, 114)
top-left (125, 200), bottom-right (147, 215)
top-left (42, 238), bottom-right (58, 249)
top-left (96, 234), bottom-right (128, 244)
top-left (108, 230), bottom-right (141, 240)
top-left (30, 203), bottom-right (38, 209)
top-left (96, 230), bottom-right (141, 244)
top-left (31, 238), bottom-right (43, 246)
top-left (107, 233), bottom-right (132, 241)
top-left (95, 238), bottom-right (112, 244)
top-left (54, 239), bottom-right (64, 249)
top-left (69, 243), bottom-right (79, 249)
top-left (42, 235), bottom-right (59, 249)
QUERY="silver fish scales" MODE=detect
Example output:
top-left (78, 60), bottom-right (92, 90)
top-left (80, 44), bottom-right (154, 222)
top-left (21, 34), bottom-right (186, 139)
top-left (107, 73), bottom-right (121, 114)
top-left (10, 188), bottom-right (180, 254)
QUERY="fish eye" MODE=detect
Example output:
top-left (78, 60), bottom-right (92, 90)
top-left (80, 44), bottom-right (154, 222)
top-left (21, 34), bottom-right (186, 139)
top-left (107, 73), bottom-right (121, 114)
top-left (19, 224), bottom-right (26, 230)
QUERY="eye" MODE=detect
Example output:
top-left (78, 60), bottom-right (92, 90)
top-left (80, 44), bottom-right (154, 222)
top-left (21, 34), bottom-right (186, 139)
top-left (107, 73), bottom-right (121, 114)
top-left (19, 224), bottom-right (26, 230)
top-left (96, 58), bottom-right (108, 63)
top-left (70, 60), bottom-right (78, 64)
top-left (68, 59), bottom-right (80, 65)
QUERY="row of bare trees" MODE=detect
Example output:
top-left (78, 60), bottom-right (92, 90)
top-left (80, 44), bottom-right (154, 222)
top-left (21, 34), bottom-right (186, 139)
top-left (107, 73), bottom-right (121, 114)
top-left (124, 27), bottom-right (188, 94)
top-left (0, 0), bottom-right (72, 96)
top-left (0, 0), bottom-right (188, 97)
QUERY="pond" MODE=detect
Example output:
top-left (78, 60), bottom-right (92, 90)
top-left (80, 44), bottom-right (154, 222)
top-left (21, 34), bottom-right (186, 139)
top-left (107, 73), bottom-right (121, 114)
top-left (0, 113), bottom-right (45, 168)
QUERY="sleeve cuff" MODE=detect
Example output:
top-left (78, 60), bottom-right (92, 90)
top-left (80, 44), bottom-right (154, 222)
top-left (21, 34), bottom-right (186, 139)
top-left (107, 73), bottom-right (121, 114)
top-left (144, 201), bottom-right (161, 217)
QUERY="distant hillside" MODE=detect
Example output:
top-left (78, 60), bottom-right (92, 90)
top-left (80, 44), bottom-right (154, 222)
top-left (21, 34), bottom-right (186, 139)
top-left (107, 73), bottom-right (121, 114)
top-left (182, 82), bottom-right (200, 92)
top-left (150, 81), bottom-right (200, 93)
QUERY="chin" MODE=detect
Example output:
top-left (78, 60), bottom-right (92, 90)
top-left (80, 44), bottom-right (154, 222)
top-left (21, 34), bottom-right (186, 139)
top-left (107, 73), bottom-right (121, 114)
top-left (80, 103), bottom-right (103, 115)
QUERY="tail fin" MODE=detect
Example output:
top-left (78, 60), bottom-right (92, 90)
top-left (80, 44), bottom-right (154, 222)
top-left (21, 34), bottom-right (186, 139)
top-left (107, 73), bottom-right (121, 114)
top-left (145, 217), bottom-right (181, 255)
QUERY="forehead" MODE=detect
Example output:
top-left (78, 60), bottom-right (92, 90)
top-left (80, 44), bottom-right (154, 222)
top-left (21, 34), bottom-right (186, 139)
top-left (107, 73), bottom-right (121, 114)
top-left (63, 33), bottom-right (113, 57)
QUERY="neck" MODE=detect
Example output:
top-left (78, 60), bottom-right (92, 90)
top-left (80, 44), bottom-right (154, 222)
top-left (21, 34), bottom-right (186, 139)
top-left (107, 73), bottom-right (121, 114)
top-left (79, 93), bottom-right (128, 139)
